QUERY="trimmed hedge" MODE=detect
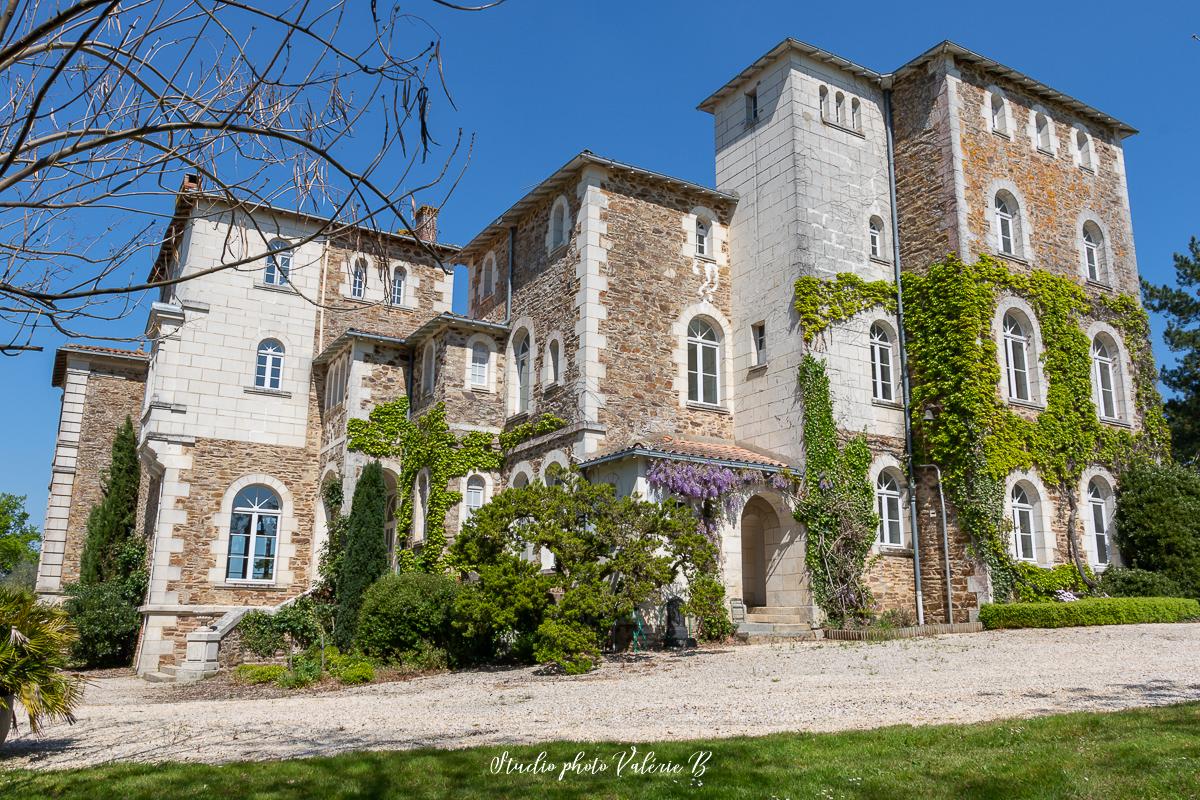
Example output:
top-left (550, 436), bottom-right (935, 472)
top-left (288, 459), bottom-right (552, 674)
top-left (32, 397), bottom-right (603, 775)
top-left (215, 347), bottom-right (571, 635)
top-left (980, 597), bottom-right (1200, 630)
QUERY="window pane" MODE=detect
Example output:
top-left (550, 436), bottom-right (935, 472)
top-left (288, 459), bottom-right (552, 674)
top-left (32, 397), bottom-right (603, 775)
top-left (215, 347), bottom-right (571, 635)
top-left (253, 514), bottom-right (278, 580)
top-left (701, 344), bottom-right (717, 404)
top-left (226, 513), bottom-right (251, 579)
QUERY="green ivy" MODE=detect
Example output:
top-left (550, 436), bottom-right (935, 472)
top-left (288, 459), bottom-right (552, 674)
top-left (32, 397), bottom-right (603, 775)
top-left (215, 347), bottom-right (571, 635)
top-left (794, 355), bottom-right (877, 625)
top-left (794, 256), bottom-right (1169, 603)
top-left (794, 273), bottom-right (897, 344)
top-left (498, 413), bottom-right (567, 452)
top-left (347, 399), bottom-right (501, 573)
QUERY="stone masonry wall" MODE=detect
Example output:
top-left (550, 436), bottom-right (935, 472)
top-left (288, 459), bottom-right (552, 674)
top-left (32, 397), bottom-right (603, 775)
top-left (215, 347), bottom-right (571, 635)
top-left (60, 366), bottom-right (148, 586)
top-left (598, 172), bottom-right (735, 445)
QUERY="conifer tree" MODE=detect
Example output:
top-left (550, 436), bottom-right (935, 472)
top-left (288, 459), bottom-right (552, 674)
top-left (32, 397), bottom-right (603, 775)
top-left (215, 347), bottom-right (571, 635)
top-left (79, 416), bottom-right (141, 586)
top-left (334, 461), bottom-right (389, 647)
top-left (1144, 237), bottom-right (1200, 463)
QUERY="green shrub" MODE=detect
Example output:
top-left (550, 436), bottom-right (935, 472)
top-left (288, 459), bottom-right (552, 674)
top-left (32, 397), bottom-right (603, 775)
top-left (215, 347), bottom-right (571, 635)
top-left (979, 597), bottom-right (1200, 630)
top-left (334, 660), bottom-right (375, 685)
top-left (234, 664), bottom-right (286, 685)
top-left (399, 640), bottom-right (448, 672)
top-left (1099, 567), bottom-right (1185, 598)
top-left (684, 574), bottom-right (735, 641)
top-left (355, 572), bottom-right (460, 661)
top-left (335, 461), bottom-right (389, 648)
top-left (1115, 460), bottom-right (1200, 597)
top-left (63, 582), bottom-right (141, 667)
top-left (1013, 562), bottom-right (1092, 602)
top-left (236, 597), bottom-right (326, 659)
top-left (533, 619), bottom-right (600, 675)
top-left (237, 611), bottom-right (285, 658)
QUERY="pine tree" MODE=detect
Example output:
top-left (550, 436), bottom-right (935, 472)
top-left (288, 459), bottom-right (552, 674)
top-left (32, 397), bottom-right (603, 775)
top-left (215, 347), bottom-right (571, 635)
top-left (334, 460), bottom-right (389, 647)
top-left (79, 416), bottom-right (141, 586)
top-left (1143, 237), bottom-right (1200, 463)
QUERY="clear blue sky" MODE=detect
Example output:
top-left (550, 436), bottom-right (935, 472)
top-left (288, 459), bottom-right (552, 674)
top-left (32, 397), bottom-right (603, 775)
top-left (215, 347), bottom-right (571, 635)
top-left (2, 0), bottom-right (1196, 526)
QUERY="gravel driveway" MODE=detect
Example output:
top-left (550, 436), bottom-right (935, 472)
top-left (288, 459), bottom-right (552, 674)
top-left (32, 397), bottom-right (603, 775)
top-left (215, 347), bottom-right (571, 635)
top-left (5, 624), bottom-right (1199, 770)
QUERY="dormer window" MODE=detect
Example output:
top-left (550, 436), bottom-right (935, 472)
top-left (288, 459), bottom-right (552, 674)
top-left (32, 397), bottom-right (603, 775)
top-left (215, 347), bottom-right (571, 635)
top-left (696, 218), bottom-right (711, 258)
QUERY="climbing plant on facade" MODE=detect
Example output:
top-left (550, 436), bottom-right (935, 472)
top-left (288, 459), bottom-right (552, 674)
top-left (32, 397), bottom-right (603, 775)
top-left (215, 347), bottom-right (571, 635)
top-left (347, 399), bottom-right (501, 573)
top-left (793, 255), bottom-right (1169, 602)
top-left (793, 355), bottom-right (877, 625)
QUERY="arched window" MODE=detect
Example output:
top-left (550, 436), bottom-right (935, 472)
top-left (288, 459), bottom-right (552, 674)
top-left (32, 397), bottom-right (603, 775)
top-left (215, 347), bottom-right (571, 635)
top-left (464, 475), bottom-right (486, 521)
top-left (264, 239), bottom-right (291, 286)
top-left (469, 341), bottom-right (490, 388)
top-left (547, 339), bottom-right (561, 385)
top-left (869, 216), bottom-right (884, 259)
top-left (876, 471), bottom-right (904, 546)
top-left (1010, 483), bottom-right (1038, 561)
top-left (225, 484), bottom-right (281, 581)
top-left (1002, 312), bottom-right (1031, 402)
top-left (990, 93), bottom-right (1007, 134)
top-left (695, 217), bottom-right (711, 258)
top-left (994, 191), bottom-right (1021, 257)
top-left (1092, 335), bottom-right (1121, 420)
top-left (687, 317), bottom-right (720, 406)
top-left (1082, 222), bottom-right (1106, 283)
top-left (550, 199), bottom-right (570, 250)
top-left (514, 332), bottom-right (532, 413)
top-left (255, 339), bottom-right (284, 390)
top-left (511, 471), bottom-right (530, 489)
top-left (1035, 112), bottom-right (1052, 152)
top-left (869, 323), bottom-right (895, 402)
top-left (1077, 130), bottom-right (1094, 171)
top-left (834, 91), bottom-right (845, 126)
top-left (390, 266), bottom-right (407, 306)
top-left (819, 85), bottom-right (829, 118)
top-left (351, 257), bottom-right (367, 299)
top-left (422, 341), bottom-right (436, 396)
top-left (1086, 478), bottom-right (1112, 565)
top-left (482, 253), bottom-right (496, 297)
top-left (851, 97), bottom-right (861, 131)
top-left (412, 469), bottom-right (429, 544)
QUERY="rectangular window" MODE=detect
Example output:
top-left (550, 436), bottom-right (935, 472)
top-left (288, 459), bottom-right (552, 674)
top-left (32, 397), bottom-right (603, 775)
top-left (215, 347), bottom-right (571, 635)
top-left (1014, 507), bottom-right (1035, 561)
top-left (998, 215), bottom-right (1014, 255)
top-left (745, 90), bottom-right (759, 127)
top-left (1097, 361), bottom-right (1116, 419)
top-left (226, 512), bottom-right (251, 580)
top-left (252, 514), bottom-right (278, 580)
top-left (1091, 502), bottom-right (1109, 564)
top-left (751, 323), bottom-right (767, 366)
top-left (1085, 243), bottom-right (1099, 282)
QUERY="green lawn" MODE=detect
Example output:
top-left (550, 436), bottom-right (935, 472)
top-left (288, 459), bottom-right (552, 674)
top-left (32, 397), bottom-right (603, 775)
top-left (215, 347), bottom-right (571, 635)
top-left (3, 703), bottom-right (1199, 799)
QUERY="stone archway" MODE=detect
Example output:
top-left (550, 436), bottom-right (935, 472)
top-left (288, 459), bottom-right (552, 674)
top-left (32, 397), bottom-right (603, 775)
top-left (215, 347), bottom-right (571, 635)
top-left (740, 496), bottom-right (780, 608)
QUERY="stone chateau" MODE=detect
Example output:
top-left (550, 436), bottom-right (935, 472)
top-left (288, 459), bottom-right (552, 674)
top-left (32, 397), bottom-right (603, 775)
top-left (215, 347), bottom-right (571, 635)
top-left (35, 39), bottom-right (1151, 676)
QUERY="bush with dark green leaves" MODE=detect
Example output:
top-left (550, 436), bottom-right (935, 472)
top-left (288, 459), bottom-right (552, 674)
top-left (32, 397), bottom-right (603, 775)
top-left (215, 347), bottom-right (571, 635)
top-left (355, 572), bottom-right (460, 663)
top-left (334, 461), bottom-right (389, 648)
top-left (234, 664), bottom-right (286, 685)
top-left (236, 596), bottom-right (326, 659)
top-left (1099, 567), bottom-right (1185, 598)
top-left (1115, 460), bottom-right (1200, 597)
top-left (62, 582), bottom-right (142, 667)
top-left (1014, 562), bottom-right (1093, 602)
top-left (979, 597), bottom-right (1200, 630)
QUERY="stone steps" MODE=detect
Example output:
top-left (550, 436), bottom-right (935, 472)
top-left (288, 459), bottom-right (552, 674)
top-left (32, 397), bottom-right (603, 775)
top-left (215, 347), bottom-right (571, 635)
top-left (142, 671), bottom-right (175, 683)
top-left (744, 606), bottom-right (815, 625)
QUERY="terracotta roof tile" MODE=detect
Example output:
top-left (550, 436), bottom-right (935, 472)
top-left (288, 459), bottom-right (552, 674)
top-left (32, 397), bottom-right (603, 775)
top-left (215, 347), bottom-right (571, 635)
top-left (584, 434), bottom-right (790, 471)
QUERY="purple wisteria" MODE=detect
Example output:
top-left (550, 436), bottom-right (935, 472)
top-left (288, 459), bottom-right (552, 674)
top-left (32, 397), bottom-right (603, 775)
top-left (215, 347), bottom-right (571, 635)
top-left (647, 459), bottom-right (794, 537)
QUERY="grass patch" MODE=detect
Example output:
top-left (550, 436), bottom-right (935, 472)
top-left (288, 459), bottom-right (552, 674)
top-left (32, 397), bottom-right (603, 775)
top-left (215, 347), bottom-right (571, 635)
top-left (980, 597), bottom-right (1200, 629)
top-left (3, 703), bottom-right (1200, 798)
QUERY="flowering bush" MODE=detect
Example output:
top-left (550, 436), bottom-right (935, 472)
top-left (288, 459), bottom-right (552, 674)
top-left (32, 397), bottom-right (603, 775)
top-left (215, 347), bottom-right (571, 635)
top-left (1053, 589), bottom-right (1079, 603)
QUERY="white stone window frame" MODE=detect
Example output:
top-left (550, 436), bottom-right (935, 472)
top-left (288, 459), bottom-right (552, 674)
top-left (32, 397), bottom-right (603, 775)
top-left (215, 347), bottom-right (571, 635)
top-left (869, 319), bottom-right (899, 404)
top-left (209, 474), bottom-right (297, 588)
top-left (1028, 104), bottom-right (1058, 157)
top-left (542, 330), bottom-right (565, 387)
top-left (1085, 321), bottom-right (1134, 425)
top-left (348, 254), bottom-right (371, 300)
top-left (421, 340), bottom-right (437, 398)
top-left (1079, 467), bottom-right (1117, 569)
top-left (1005, 469), bottom-right (1054, 566)
top-left (264, 238), bottom-right (293, 287)
top-left (986, 180), bottom-right (1033, 262)
top-left (253, 336), bottom-right (287, 392)
top-left (1072, 125), bottom-right (1097, 173)
top-left (412, 467), bottom-right (431, 545)
top-left (982, 85), bottom-right (1013, 138)
top-left (505, 318), bottom-right (536, 418)
top-left (868, 214), bottom-right (888, 262)
top-left (546, 195), bottom-right (572, 254)
top-left (464, 333), bottom-right (497, 393)
top-left (480, 250), bottom-right (497, 299)
top-left (683, 206), bottom-right (723, 265)
top-left (993, 297), bottom-right (1045, 408)
top-left (507, 461), bottom-right (534, 490)
top-left (389, 264), bottom-right (410, 308)
top-left (460, 472), bottom-right (492, 529)
top-left (1076, 211), bottom-right (1113, 286)
top-left (869, 455), bottom-right (909, 550)
top-left (673, 302), bottom-right (733, 411)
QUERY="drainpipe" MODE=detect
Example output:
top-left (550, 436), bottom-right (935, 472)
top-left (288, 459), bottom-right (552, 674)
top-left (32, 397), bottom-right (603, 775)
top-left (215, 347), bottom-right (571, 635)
top-left (883, 86), bottom-right (924, 626)
top-left (918, 463), bottom-right (954, 624)
top-left (505, 226), bottom-right (515, 324)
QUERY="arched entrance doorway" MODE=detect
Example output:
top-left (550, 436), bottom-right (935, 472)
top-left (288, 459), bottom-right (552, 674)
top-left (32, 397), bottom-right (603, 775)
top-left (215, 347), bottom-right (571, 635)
top-left (740, 496), bottom-right (780, 608)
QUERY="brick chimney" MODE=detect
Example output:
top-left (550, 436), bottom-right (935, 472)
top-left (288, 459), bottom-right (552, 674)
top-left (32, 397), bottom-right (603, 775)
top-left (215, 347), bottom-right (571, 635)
top-left (415, 205), bottom-right (438, 243)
